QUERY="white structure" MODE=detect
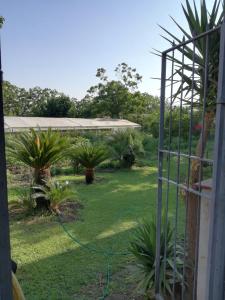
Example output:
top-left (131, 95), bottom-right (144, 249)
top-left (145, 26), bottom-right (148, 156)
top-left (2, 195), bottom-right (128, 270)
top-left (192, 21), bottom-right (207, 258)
top-left (4, 116), bottom-right (140, 132)
top-left (197, 179), bottom-right (212, 300)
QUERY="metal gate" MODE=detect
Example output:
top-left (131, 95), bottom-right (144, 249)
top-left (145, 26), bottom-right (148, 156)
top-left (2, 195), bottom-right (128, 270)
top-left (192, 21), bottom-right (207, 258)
top-left (155, 21), bottom-right (225, 300)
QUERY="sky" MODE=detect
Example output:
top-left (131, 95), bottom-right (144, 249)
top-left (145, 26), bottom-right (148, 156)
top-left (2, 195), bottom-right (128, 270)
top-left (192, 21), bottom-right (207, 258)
top-left (1, 0), bottom-right (213, 100)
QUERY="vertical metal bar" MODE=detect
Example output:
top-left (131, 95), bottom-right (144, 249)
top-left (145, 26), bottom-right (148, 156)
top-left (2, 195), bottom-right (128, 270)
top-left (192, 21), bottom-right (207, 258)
top-left (181, 39), bottom-right (196, 300)
top-left (193, 32), bottom-right (210, 299)
top-left (206, 21), bottom-right (225, 300)
top-left (163, 45), bottom-right (175, 296)
top-left (155, 52), bottom-right (167, 296)
top-left (0, 40), bottom-right (13, 298)
top-left (173, 39), bottom-right (185, 296)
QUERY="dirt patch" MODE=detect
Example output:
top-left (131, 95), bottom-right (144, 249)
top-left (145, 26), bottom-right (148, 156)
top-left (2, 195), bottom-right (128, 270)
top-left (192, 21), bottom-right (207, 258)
top-left (58, 201), bottom-right (84, 223)
top-left (73, 264), bottom-right (146, 300)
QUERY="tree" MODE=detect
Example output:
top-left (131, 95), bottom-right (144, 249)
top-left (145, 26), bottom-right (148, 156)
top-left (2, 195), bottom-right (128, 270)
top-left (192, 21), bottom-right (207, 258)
top-left (8, 129), bottom-right (69, 209)
top-left (3, 81), bottom-right (31, 116)
top-left (159, 0), bottom-right (223, 296)
top-left (76, 144), bottom-right (107, 184)
top-left (84, 63), bottom-right (143, 119)
top-left (37, 95), bottom-right (75, 117)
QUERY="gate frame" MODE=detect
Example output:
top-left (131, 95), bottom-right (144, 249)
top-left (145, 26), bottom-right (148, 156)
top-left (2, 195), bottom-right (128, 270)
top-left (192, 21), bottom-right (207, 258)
top-left (206, 19), bottom-right (225, 300)
top-left (0, 40), bottom-right (13, 299)
top-left (155, 21), bottom-right (225, 300)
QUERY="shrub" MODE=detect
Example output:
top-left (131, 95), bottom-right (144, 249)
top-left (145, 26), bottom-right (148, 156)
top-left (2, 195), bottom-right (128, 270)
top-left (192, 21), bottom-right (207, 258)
top-left (7, 128), bottom-right (70, 210)
top-left (33, 180), bottom-right (76, 213)
top-left (75, 144), bottom-right (108, 184)
top-left (108, 129), bottom-right (144, 168)
top-left (129, 214), bottom-right (184, 299)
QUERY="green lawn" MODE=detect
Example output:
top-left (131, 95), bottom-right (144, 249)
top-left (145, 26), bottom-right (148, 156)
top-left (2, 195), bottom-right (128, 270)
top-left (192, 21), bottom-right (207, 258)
top-left (9, 161), bottom-right (185, 299)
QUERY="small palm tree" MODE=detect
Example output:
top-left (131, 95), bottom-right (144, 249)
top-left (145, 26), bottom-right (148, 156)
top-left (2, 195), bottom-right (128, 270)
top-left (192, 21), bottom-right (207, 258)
top-left (8, 128), bottom-right (69, 209)
top-left (33, 180), bottom-right (75, 214)
top-left (76, 144), bottom-right (107, 184)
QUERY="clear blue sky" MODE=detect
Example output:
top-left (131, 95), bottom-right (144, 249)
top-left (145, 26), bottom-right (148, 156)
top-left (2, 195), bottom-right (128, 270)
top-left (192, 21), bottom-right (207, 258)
top-left (1, 0), bottom-right (212, 100)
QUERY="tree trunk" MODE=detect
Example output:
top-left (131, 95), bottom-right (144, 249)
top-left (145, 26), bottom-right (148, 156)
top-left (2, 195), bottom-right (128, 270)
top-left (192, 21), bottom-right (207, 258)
top-left (85, 168), bottom-right (94, 184)
top-left (34, 168), bottom-right (51, 210)
top-left (186, 111), bottom-right (215, 298)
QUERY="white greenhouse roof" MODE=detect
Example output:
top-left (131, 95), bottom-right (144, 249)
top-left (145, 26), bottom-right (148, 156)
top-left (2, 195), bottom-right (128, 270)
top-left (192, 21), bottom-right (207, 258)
top-left (4, 117), bottom-right (141, 132)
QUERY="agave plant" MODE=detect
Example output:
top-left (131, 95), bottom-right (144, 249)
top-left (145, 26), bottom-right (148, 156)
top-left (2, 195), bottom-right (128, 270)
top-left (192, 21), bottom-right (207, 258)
top-left (8, 128), bottom-right (69, 209)
top-left (76, 144), bottom-right (108, 184)
top-left (130, 215), bottom-right (184, 299)
top-left (33, 180), bottom-right (75, 213)
top-left (159, 0), bottom-right (223, 171)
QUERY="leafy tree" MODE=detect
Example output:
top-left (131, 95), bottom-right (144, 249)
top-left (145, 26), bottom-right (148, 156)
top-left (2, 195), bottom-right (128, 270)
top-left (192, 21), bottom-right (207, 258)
top-left (3, 81), bottom-right (32, 116)
top-left (8, 129), bottom-right (69, 209)
top-left (159, 0), bottom-right (223, 295)
top-left (84, 63), bottom-right (143, 118)
top-left (76, 144), bottom-right (107, 184)
top-left (37, 95), bottom-right (75, 117)
top-left (73, 95), bottom-right (94, 118)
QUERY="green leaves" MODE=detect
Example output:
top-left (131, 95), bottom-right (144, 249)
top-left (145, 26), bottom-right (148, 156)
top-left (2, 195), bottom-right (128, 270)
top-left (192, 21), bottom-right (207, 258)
top-left (159, 0), bottom-right (222, 108)
top-left (108, 129), bottom-right (144, 167)
top-left (75, 143), bottom-right (108, 169)
top-left (33, 180), bottom-right (76, 211)
top-left (129, 214), bottom-right (185, 296)
top-left (8, 128), bottom-right (69, 170)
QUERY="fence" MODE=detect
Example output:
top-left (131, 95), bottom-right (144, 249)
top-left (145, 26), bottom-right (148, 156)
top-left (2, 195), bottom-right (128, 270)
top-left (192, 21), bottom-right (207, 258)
top-left (155, 21), bottom-right (225, 300)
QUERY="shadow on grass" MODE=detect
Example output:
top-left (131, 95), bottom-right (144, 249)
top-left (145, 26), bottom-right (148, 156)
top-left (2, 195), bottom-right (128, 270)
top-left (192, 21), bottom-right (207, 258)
top-left (16, 226), bottom-right (140, 300)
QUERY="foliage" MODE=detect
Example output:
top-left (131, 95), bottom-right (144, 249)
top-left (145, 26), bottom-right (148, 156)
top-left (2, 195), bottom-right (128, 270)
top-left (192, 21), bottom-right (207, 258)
top-left (108, 129), bottom-right (144, 168)
top-left (3, 82), bottom-right (77, 117)
top-left (3, 81), bottom-right (33, 116)
top-left (129, 214), bottom-right (184, 298)
top-left (69, 136), bottom-right (90, 174)
top-left (78, 63), bottom-right (144, 119)
top-left (159, 0), bottom-right (223, 108)
top-left (18, 188), bottom-right (36, 211)
top-left (76, 144), bottom-right (108, 169)
top-left (36, 95), bottom-right (76, 117)
top-left (76, 143), bottom-right (108, 183)
top-left (7, 128), bottom-right (69, 173)
top-left (33, 180), bottom-right (76, 212)
top-left (7, 128), bottom-right (70, 209)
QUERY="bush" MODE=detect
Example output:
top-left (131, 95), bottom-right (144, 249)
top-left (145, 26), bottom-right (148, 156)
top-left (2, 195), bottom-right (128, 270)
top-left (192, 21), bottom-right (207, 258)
top-left (75, 143), bottom-right (108, 184)
top-left (33, 180), bottom-right (76, 213)
top-left (108, 129), bottom-right (144, 168)
top-left (129, 213), bottom-right (184, 298)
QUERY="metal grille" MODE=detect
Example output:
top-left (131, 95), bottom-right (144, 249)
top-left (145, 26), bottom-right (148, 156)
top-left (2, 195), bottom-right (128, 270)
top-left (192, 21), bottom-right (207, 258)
top-left (155, 23), bottom-right (224, 300)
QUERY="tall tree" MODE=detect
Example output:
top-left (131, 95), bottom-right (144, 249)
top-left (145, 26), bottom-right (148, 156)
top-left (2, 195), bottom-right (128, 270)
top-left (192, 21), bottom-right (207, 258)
top-left (36, 95), bottom-right (75, 117)
top-left (85, 63), bottom-right (143, 119)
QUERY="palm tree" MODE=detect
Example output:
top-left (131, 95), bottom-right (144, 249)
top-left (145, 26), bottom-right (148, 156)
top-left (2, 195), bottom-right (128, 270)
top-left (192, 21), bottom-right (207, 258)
top-left (76, 144), bottom-right (107, 184)
top-left (159, 0), bottom-right (223, 296)
top-left (8, 128), bottom-right (69, 209)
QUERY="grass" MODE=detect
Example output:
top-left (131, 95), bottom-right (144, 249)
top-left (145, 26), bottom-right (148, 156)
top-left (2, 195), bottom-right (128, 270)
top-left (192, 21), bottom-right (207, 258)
top-left (9, 159), bottom-right (189, 299)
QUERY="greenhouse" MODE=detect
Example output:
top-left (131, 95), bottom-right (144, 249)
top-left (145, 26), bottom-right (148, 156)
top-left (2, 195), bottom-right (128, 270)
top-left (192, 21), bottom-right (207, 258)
top-left (4, 116), bottom-right (141, 132)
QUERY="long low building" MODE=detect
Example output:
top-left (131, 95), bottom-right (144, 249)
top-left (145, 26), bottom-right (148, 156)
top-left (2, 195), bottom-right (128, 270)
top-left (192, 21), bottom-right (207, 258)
top-left (4, 116), bottom-right (141, 132)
